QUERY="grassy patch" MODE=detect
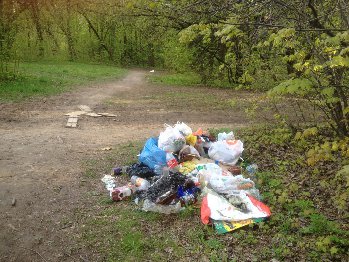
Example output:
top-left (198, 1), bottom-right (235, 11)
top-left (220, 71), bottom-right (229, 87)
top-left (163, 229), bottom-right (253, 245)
top-left (105, 89), bottom-right (234, 111)
top-left (149, 72), bottom-right (201, 86)
top-left (80, 141), bottom-right (229, 261)
top-left (0, 61), bottom-right (127, 102)
top-left (149, 71), bottom-right (239, 89)
top-left (79, 126), bottom-right (349, 261)
top-left (153, 90), bottom-right (231, 110)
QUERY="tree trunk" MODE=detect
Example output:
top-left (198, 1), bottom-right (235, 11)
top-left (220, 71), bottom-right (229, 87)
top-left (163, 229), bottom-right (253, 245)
top-left (285, 48), bottom-right (295, 75)
top-left (234, 38), bottom-right (243, 82)
top-left (80, 11), bottom-right (114, 61)
top-left (29, 0), bottom-right (44, 57)
top-left (147, 43), bottom-right (155, 67)
top-left (0, 0), bottom-right (4, 52)
top-left (65, 0), bottom-right (77, 61)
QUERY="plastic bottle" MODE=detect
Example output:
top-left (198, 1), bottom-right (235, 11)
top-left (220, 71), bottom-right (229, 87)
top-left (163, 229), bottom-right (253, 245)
top-left (154, 165), bottom-right (169, 176)
top-left (111, 186), bottom-right (134, 201)
top-left (246, 164), bottom-right (258, 175)
top-left (155, 189), bottom-right (177, 205)
top-left (154, 165), bottom-right (163, 176)
top-left (245, 164), bottom-right (258, 182)
top-left (166, 152), bottom-right (178, 169)
top-left (130, 176), bottom-right (150, 191)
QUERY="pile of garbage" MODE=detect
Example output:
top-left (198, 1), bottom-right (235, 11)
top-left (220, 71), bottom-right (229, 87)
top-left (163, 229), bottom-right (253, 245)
top-left (101, 123), bottom-right (271, 234)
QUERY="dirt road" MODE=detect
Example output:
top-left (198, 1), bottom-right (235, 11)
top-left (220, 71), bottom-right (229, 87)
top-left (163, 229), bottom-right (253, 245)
top-left (0, 70), bottom-right (248, 261)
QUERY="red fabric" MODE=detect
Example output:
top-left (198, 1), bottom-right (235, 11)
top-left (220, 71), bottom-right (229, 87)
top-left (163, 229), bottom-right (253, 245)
top-left (200, 196), bottom-right (211, 224)
top-left (247, 194), bottom-right (271, 216)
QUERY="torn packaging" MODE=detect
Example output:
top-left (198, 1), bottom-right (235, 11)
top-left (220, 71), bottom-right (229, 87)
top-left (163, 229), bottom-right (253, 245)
top-left (200, 189), bottom-right (271, 232)
top-left (145, 171), bottom-right (187, 202)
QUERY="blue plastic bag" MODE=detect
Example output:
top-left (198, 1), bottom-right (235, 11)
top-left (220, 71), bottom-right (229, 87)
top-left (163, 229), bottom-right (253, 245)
top-left (139, 138), bottom-right (167, 169)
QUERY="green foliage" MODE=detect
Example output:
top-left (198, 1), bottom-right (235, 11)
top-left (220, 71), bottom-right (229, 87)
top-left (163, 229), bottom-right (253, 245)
top-left (302, 214), bottom-right (343, 235)
top-left (267, 29), bottom-right (349, 136)
top-left (269, 78), bottom-right (313, 96)
top-left (160, 34), bottom-right (194, 73)
top-left (332, 165), bottom-right (349, 211)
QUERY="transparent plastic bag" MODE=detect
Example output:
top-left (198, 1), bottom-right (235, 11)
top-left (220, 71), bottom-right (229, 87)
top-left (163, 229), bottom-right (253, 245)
top-left (142, 199), bottom-right (182, 214)
top-left (158, 125), bottom-right (186, 152)
top-left (174, 122), bottom-right (192, 136)
top-left (217, 131), bottom-right (235, 141)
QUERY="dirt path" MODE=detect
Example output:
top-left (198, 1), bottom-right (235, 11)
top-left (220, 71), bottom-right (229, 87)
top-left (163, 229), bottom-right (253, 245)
top-left (0, 70), bottom-right (249, 261)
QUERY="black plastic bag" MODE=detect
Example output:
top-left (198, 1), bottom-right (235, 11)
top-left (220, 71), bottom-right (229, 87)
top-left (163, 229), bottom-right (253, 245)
top-left (126, 163), bottom-right (157, 179)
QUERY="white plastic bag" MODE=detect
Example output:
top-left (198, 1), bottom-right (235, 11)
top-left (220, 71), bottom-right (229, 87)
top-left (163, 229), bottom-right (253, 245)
top-left (158, 125), bottom-right (186, 152)
top-left (195, 163), bottom-right (232, 188)
top-left (217, 131), bottom-right (235, 141)
top-left (208, 174), bottom-right (255, 195)
top-left (208, 140), bottom-right (244, 165)
top-left (174, 122), bottom-right (192, 136)
top-left (202, 189), bottom-right (270, 222)
top-left (101, 175), bottom-right (116, 191)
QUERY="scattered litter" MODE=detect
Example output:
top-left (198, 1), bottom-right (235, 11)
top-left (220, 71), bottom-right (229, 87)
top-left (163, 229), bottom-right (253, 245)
top-left (158, 124), bottom-right (186, 152)
top-left (179, 145), bottom-right (200, 162)
top-left (149, 70), bottom-right (155, 73)
top-left (100, 123), bottom-right (271, 234)
top-left (126, 163), bottom-right (157, 179)
top-left (142, 199), bottom-right (182, 214)
top-left (111, 186), bottom-right (135, 201)
top-left (66, 116), bottom-right (78, 128)
top-left (208, 140), bottom-right (244, 165)
top-left (101, 147), bottom-right (112, 151)
top-left (217, 131), bottom-right (235, 141)
top-left (112, 166), bottom-right (128, 176)
top-left (139, 137), bottom-right (167, 170)
top-left (131, 176), bottom-right (151, 191)
top-left (11, 198), bottom-right (16, 207)
top-left (101, 175), bottom-right (117, 191)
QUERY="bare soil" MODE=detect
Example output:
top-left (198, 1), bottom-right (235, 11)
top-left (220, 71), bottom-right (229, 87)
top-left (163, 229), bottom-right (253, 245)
top-left (0, 70), bottom-right (252, 261)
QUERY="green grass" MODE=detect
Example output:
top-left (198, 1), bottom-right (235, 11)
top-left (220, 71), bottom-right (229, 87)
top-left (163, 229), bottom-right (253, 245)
top-left (0, 61), bottom-right (127, 102)
top-left (79, 141), bottom-right (229, 261)
top-left (83, 203), bottom-right (229, 261)
top-left (78, 126), bottom-right (349, 261)
top-left (149, 72), bottom-right (201, 86)
top-left (149, 71), bottom-right (238, 89)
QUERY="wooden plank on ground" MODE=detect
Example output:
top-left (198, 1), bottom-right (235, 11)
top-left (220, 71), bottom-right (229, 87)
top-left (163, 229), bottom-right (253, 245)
top-left (66, 117), bottom-right (78, 128)
top-left (65, 111), bottom-right (86, 117)
top-left (98, 113), bottom-right (117, 117)
top-left (86, 112), bottom-right (102, 117)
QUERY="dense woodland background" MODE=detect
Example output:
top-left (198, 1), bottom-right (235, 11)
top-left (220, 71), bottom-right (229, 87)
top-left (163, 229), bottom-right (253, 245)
top-left (1, 0), bottom-right (349, 135)
top-left (1, 1), bottom-right (349, 260)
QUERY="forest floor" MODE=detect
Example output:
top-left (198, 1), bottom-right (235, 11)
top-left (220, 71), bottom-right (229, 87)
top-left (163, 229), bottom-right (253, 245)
top-left (0, 70), bottom-right (260, 261)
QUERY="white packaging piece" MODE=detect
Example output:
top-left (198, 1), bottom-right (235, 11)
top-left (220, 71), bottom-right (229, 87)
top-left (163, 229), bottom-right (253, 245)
top-left (208, 140), bottom-right (244, 165)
